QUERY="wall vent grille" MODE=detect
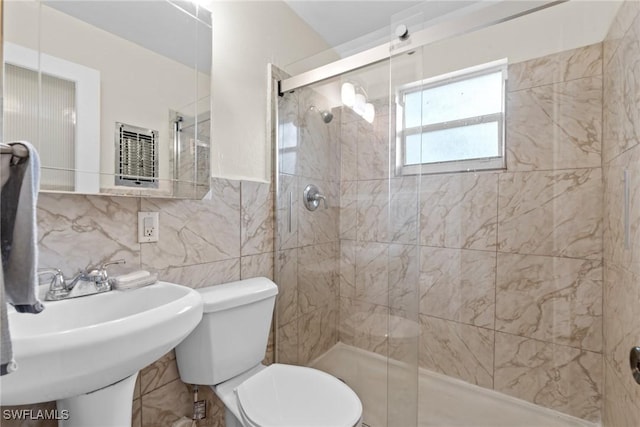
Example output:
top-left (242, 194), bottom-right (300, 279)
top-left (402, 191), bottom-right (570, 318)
top-left (115, 122), bottom-right (159, 188)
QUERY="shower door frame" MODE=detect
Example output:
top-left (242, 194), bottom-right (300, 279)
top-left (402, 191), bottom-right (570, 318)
top-left (278, 0), bottom-right (566, 95)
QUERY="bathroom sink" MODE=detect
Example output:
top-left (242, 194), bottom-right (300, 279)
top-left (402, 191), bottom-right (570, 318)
top-left (0, 281), bottom-right (203, 406)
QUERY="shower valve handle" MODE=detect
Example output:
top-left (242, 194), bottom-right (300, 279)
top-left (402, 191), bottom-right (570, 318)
top-left (313, 193), bottom-right (327, 209)
top-left (303, 184), bottom-right (327, 211)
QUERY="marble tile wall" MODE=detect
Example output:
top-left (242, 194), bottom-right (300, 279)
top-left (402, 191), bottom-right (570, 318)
top-left (274, 81), bottom-right (341, 367)
top-left (1, 177), bottom-right (274, 427)
top-left (338, 100), bottom-right (418, 363)
top-left (339, 43), bottom-right (606, 423)
top-left (6, 31), bottom-right (629, 427)
top-left (602, 2), bottom-right (640, 426)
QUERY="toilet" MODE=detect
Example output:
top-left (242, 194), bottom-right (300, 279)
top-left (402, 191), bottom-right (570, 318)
top-left (175, 277), bottom-right (363, 427)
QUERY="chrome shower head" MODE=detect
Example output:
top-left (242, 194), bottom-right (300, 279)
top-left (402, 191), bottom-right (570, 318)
top-left (308, 105), bottom-right (333, 124)
top-left (320, 110), bottom-right (334, 123)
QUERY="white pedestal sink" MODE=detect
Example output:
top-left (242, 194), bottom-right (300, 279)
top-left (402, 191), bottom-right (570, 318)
top-left (0, 282), bottom-right (203, 426)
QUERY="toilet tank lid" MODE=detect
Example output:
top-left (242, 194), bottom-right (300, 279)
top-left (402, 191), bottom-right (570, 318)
top-left (197, 277), bottom-right (278, 313)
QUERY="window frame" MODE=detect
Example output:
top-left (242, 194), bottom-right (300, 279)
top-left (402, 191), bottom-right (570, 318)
top-left (395, 59), bottom-right (508, 176)
top-left (4, 42), bottom-right (101, 192)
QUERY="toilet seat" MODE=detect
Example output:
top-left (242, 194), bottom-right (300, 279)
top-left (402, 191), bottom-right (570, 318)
top-left (234, 364), bottom-right (362, 427)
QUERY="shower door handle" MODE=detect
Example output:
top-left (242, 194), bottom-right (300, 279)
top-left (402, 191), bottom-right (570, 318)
top-left (288, 192), bottom-right (293, 233)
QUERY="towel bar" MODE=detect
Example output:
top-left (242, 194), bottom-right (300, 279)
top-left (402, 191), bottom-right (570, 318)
top-left (0, 142), bottom-right (29, 159)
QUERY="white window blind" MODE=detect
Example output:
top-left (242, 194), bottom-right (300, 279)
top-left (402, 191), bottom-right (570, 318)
top-left (5, 64), bottom-right (76, 191)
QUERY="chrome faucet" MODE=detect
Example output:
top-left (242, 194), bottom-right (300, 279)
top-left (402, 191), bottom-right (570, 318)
top-left (39, 259), bottom-right (126, 301)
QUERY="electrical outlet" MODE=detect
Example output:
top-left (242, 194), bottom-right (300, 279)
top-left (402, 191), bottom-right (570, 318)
top-left (138, 212), bottom-right (159, 243)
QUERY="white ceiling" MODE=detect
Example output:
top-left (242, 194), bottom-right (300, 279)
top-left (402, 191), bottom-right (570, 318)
top-left (284, 1), bottom-right (479, 50)
top-left (285, 1), bottom-right (421, 47)
top-left (42, 0), bottom-right (475, 73)
top-left (43, 0), bottom-right (212, 73)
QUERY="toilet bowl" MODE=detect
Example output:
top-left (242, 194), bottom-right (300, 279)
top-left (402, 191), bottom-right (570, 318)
top-left (176, 278), bottom-right (362, 427)
top-left (216, 363), bottom-right (362, 427)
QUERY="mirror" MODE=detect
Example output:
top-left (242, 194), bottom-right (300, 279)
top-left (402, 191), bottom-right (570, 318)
top-left (2, 0), bottom-right (212, 199)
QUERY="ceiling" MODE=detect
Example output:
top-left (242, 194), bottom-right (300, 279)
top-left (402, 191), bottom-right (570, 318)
top-left (43, 0), bottom-right (212, 73)
top-left (284, 1), bottom-right (479, 51)
top-left (284, 1), bottom-right (421, 47)
top-left (41, 0), bottom-right (475, 72)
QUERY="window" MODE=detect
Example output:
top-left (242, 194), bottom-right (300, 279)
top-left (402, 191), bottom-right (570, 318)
top-left (4, 42), bottom-right (101, 193)
top-left (5, 64), bottom-right (77, 191)
top-left (396, 60), bottom-right (507, 175)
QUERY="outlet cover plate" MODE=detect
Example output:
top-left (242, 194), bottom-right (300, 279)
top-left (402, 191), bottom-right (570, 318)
top-left (138, 212), bottom-right (159, 243)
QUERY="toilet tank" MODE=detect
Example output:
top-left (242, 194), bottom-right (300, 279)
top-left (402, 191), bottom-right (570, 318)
top-left (176, 277), bottom-right (278, 385)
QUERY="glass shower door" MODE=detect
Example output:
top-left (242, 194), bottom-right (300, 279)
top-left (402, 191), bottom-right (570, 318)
top-left (385, 8), bottom-right (425, 427)
top-left (274, 55), bottom-right (422, 426)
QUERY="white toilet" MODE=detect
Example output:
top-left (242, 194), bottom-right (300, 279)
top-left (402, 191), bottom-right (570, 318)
top-left (176, 277), bottom-right (363, 427)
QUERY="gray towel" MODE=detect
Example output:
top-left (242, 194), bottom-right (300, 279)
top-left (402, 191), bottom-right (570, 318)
top-left (1, 273), bottom-right (16, 375)
top-left (1, 141), bottom-right (43, 376)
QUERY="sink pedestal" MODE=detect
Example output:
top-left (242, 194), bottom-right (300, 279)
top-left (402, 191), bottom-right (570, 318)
top-left (58, 373), bottom-right (138, 427)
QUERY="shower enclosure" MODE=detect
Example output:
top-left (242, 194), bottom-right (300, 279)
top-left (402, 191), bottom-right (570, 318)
top-left (274, 56), bottom-right (419, 427)
top-left (172, 110), bottom-right (211, 198)
top-left (273, 1), bottom-right (639, 426)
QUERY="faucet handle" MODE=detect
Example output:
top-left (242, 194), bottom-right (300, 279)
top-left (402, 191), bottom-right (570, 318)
top-left (90, 259), bottom-right (126, 283)
top-left (38, 268), bottom-right (67, 299)
top-left (313, 193), bottom-right (328, 209)
top-left (38, 268), bottom-right (65, 286)
top-left (100, 259), bottom-right (126, 271)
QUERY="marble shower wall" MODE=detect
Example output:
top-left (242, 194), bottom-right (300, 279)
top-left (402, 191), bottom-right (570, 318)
top-left (275, 79), bottom-right (341, 367)
top-left (1, 178), bottom-right (274, 427)
top-left (337, 95), bottom-right (423, 372)
top-left (602, 2), bottom-right (640, 426)
top-left (339, 43), bottom-right (605, 423)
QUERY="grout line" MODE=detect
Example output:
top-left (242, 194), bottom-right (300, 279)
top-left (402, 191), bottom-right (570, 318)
top-left (600, 38), bottom-right (607, 407)
top-left (508, 73), bottom-right (604, 94)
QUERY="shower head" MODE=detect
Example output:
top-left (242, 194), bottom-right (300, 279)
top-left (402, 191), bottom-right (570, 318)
top-left (320, 110), bottom-right (334, 123)
top-left (308, 105), bottom-right (334, 124)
